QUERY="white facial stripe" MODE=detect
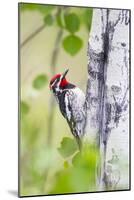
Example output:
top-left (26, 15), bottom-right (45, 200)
top-left (54, 76), bottom-right (63, 92)
top-left (51, 79), bottom-right (57, 88)
top-left (57, 75), bottom-right (63, 88)
top-left (51, 75), bottom-right (63, 92)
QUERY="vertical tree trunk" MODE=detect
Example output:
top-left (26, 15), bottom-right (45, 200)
top-left (85, 8), bottom-right (130, 189)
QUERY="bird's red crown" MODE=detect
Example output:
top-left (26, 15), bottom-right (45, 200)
top-left (50, 70), bottom-right (69, 89)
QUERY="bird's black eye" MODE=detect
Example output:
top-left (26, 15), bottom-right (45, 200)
top-left (56, 77), bottom-right (60, 82)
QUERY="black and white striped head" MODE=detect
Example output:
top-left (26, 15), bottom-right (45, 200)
top-left (49, 69), bottom-right (69, 93)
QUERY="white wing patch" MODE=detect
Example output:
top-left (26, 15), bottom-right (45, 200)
top-left (65, 92), bottom-right (71, 121)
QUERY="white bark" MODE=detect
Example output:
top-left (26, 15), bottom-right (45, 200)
top-left (85, 8), bottom-right (130, 189)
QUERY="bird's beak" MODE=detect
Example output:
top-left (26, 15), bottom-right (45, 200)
top-left (62, 69), bottom-right (69, 79)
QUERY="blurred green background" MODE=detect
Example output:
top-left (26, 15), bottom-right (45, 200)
top-left (20, 3), bottom-right (99, 196)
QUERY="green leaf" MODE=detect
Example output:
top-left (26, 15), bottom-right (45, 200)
top-left (50, 144), bottom-right (99, 194)
top-left (62, 35), bottom-right (83, 56)
top-left (56, 10), bottom-right (65, 28)
top-left (72, 152), bottom-right (81, 167)
top-left (21, 101), bottom-right (29, 115)
top-left (20, 3), bottom-right (39, 11)
top-left (20, 3), bottom-right (55, 15)
top-left (72, 144), bottom-right (99, 169)
top-left (63, 161), bottom-right (69, 169)
top-left (83, 8), bottom-right (93, 32)
top-left (58, 137), bottom-right (78, 158)
top-left (50, 169), bottom-right (73, 194)
top-left (44, 14), bottom-right (53, 26)
top-left (37, 5), bottom-right (55, 15)
top-left (33, 74), bottom-right (48, 89)
top-left (64, 13), bottom-right (80, 33)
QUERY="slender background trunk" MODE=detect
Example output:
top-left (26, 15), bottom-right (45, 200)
top-left (85, 8), bottom-right (130, 189)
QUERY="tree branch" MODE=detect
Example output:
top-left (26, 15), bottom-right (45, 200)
top-left (21, 24), bottom-right (46, 48)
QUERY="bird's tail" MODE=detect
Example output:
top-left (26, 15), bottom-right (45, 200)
top-left (66, 119), bottom-right (82, 151)
top-left (75, 135), bottom-right (82, 151)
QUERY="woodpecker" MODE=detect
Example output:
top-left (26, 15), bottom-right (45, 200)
top-left (49, 69), bottom-right (86, 150)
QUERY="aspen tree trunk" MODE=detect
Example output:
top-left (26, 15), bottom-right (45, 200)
top-left (85, 8), bottom-right (130, 190)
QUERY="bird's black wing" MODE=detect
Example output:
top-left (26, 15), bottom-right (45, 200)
top-left (57, 90), bottom-right (82, 150)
